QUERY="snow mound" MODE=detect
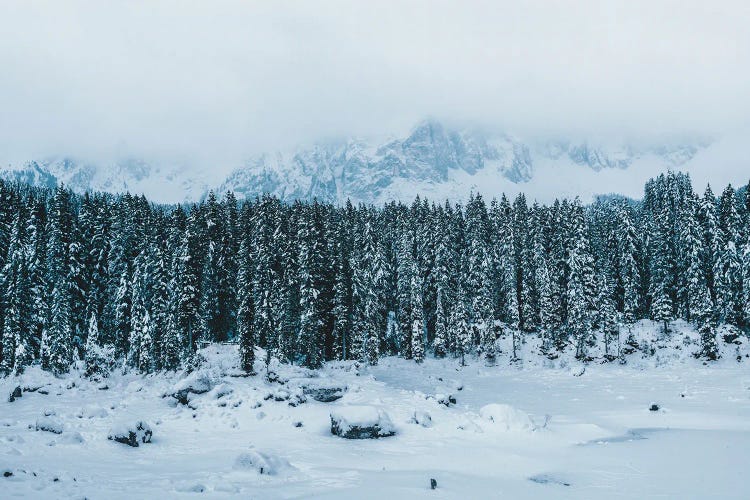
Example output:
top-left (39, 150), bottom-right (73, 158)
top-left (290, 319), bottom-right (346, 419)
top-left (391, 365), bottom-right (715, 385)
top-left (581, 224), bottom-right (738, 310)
top-left (330, 406), bottom-right (396, 439)
top-left (76, 405), bottom-right (109, 419)
top-left (410, 410), bottom-right (433, 428)
top-left (233, 448), bottom-right (295, 475)
top-left (50, 431), bottom-right (85, 445)
top-left (34, 416), bottom-right (63, 434)
top-left (479, 404), bottom-right (535, 432)
top-left (108, 421), bottom-right (153, 447)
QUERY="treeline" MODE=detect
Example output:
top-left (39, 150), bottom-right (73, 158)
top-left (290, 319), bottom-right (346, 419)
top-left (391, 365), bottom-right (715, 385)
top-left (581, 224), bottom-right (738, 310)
top-left (0, 171), bottom-right (748, 376)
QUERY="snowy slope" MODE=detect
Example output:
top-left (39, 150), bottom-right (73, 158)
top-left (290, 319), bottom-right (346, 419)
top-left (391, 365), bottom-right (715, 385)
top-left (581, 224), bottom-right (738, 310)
top-left (2, 321), bottom-right (749, 499)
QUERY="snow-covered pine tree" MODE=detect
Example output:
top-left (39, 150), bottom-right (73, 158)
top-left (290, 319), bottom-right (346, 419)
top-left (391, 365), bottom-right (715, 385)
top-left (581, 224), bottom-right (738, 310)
top-left (297, 204), bottom-right (326, 369)
top-left (395, 223), bottom-right (414, 358)
top-left (236, 222), bottom-right (255, 373)
top-left (713, 185), bottom-right (743, 326)
top-left (410, 259), bottom-right (425, 363)
top-left (742, 242), bottom-right (750, 329)
top-left (43, 186), bottom-right (74, 375)
top-left (26, 198), bottom-right (49, 363)
top-left (650, 227), bottom-right (674, 338)
top-left (0, 213), bottom-right (33, 373)
top-left (331, 201), bottom-right (355, 360)
top-left (617, 205), bottom-right (641, 326)
top-left (566, 199), bottom-right (597, 359)
top-left (452, 276), bottom-right (472, 366)
top-left (177, 207), bottom-right (203, 358)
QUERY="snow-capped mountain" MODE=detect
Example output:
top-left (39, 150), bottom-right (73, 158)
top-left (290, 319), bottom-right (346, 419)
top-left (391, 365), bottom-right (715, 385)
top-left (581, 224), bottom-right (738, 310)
top-left (0, 157), bottom-right (211, 204)
top-left (0, 120), bottom-right (715, 204)
top-left (216, 121), bottom-right (709, 204)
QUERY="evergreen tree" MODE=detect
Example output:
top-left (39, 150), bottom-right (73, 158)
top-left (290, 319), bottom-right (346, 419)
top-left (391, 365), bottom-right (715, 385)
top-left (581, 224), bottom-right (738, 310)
top-left (236, 206), bottom-right (256, 373)
top-left (410, 260), bottom-right (425, 363)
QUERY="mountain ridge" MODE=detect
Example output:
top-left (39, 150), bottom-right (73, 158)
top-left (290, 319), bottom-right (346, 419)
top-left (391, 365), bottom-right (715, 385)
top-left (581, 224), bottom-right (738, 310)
top-left (0, 120), bottom-right (712, 204)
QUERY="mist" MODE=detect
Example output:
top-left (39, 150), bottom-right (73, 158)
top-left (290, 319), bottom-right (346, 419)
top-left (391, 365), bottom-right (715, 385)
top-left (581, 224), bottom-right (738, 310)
top-left (1, 0), bottom-right (748, 175)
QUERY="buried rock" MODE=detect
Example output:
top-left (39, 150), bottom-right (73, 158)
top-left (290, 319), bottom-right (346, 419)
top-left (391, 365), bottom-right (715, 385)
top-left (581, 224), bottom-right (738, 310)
top-left (330, 406), bottom-right (396, 439)
top-left (34, 416), bottom-right (64, 434)
top-left (8, 386), bottom-right (22, 402)
top-left (169, 372), bottom-right (213, 405)
top-left (108, 421), bottom-right (152, 447)
top-left (302, 384), bottom-right (347, 403)
top-left (410, 410), bottom-right (433, 428)
top-left (649, 403), bottom-right (660, 412)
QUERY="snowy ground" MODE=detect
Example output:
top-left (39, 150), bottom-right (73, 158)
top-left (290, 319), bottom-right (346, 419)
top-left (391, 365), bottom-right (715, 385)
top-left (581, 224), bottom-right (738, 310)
top-left (2, 322), bottom-right (749, 499)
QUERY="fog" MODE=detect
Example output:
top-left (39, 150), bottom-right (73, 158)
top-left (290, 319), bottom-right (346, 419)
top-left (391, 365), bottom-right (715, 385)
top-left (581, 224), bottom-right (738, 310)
top-left (1, 1), bottom-right (748, 174)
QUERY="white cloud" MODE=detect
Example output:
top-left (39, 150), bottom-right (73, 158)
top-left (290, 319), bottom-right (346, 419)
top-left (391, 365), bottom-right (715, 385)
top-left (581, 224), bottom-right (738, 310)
top-left (0, 0), bottom-right (748, 175)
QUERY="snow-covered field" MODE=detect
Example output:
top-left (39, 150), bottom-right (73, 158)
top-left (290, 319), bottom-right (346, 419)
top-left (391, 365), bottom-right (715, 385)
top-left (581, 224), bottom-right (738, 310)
top-left (2, 322), bottom-right (749, 499)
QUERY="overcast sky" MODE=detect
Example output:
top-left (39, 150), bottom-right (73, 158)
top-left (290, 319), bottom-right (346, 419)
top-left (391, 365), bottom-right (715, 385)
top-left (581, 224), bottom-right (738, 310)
top-left (1, 0), bottom-right (748, 171)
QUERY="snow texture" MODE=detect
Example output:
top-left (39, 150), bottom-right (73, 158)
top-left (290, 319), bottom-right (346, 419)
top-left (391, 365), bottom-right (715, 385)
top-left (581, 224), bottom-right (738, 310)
top-left (1, 334), bottom-right (749, 498)
top-left (330, 406), bottom-right (396, 439)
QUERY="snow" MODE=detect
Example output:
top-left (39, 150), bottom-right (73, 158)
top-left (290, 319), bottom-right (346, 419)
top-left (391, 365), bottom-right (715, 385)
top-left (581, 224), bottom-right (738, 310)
top-left (479, 404), bottom-right (535, 432)
top-left (329, 406), bottom-right (396, 438)
top-left (232, 448), bottom-right (295, 476)
top-left (1, 325), bottom-right (749, 498)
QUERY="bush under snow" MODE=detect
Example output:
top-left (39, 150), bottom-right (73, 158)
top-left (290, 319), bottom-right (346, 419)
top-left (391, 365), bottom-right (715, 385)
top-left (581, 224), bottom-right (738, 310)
top-left (330, 406), bottom-right (395, 439)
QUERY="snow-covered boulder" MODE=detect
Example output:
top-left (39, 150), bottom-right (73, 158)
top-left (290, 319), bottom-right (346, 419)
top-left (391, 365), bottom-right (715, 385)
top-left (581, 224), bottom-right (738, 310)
top-left (108, 421), bottom-right (152, 447)
top-left (34, 416), bottom-right (63, 434)
top-left (330, 406), bottom-right (396, 439)
top-left (302, 381), bottom-right (347, 402)
top-left (264, 388), bottom-right (306, 406)
top-left (479, 404), bottom-right (534, 432)
top-left (208, 383), bottom-right (233, 400)
top-left (233, 449), bottom-right (295, 475)
top-left (169, 371), bottom-right (214, 405)
top-left (8, 386), bottom-right (22, 402)
top-left (410, 410), bottom-right (433, 428)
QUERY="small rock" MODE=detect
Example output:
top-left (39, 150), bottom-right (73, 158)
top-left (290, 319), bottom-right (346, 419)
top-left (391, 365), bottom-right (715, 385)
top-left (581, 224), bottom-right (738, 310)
top-left (430, 478), bottom-right (437, 490)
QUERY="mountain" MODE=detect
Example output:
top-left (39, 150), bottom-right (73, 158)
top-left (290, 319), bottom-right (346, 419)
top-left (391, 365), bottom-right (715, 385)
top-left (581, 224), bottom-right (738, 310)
top-left (216, 121), bottom-right (708, 204)
top-left (0, 120), bottom-right (715, 204)
top-left (0, 156), bottom-right (211, 203)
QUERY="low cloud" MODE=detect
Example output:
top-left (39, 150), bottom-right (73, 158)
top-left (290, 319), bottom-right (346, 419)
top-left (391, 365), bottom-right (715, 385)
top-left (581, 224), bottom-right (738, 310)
top-left (1, 0), bottom-right (748, 175)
